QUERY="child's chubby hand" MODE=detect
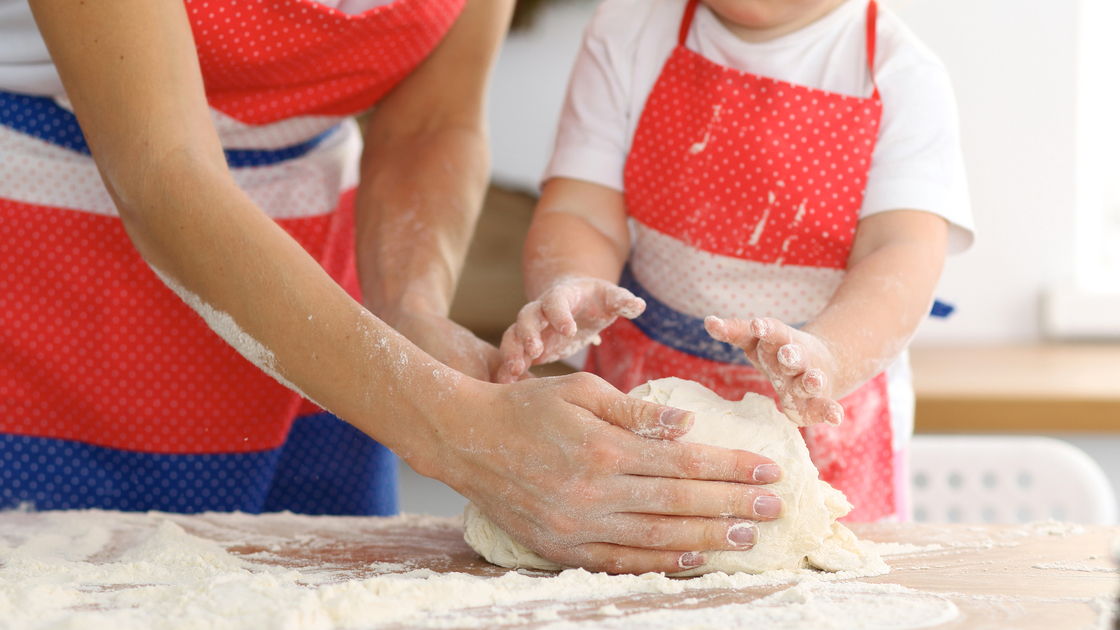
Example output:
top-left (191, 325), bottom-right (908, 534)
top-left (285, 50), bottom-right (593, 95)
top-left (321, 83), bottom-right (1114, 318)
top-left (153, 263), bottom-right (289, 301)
top-left (497, 278), bottom-right (646, 384)
top-left (704, 316), bottom-right (844, 427)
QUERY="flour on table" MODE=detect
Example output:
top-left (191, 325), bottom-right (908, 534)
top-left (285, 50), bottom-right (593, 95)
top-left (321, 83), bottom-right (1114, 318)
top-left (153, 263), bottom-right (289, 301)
top-left (464, 377), bottom-right (887, 577)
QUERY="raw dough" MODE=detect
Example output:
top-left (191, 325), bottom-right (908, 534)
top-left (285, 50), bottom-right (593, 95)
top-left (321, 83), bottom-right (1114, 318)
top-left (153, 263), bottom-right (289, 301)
top-left (463, 377), bottom-right (883, 576)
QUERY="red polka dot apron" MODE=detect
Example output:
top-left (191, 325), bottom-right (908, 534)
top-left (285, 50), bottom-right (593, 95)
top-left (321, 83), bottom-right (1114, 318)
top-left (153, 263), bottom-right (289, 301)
top-left (586, 0), bottom-right (896, 521)
top-left (0, 0), bottom-right (465, 514)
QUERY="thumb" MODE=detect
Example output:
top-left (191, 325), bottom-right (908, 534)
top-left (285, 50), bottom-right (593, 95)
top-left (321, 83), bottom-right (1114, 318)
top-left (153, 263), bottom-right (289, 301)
top-left (574, 376), bottom-right (694, 440)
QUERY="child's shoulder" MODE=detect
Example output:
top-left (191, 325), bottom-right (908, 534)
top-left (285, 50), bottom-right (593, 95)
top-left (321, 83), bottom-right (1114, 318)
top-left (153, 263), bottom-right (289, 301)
top-left (874, 6), bottom-right (951, 80)
top-left (585, 0), bottom-right (683, 46)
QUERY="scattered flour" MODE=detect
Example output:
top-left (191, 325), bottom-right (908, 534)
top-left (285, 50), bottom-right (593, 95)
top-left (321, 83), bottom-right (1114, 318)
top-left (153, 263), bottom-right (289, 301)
top-left (150, 265), bottom-right (311, 401)
top-left (0, 509), bottom-right (954, 630)
top-left (1031, 562), bottom-right (1120, 574)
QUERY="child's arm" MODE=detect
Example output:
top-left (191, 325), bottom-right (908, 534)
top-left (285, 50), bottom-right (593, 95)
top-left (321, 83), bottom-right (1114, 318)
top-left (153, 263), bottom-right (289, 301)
top-left (706, 210), bottom-right (949, 426)
top-left (497, 178), bottom-right (644, 383)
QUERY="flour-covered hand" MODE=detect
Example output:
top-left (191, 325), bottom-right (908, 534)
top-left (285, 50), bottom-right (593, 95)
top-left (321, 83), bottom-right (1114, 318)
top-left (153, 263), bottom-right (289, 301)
top-left (704, 316), bottom-right (844, 426)
top-left (497, 278), bottom-right (645, 383)
top-left (430, 372), bottom-right (783, 574)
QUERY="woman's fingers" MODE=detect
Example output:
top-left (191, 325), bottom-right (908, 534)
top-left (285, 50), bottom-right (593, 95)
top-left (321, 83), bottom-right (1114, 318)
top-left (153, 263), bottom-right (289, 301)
top-left (606, 476), bottom-right (784, 521)
top-left (564, 373), bottom-right (695, 440)
top-left (550, 543), bottom-right (708, 575)
top-left (623, 435), bottom-right (783, 486)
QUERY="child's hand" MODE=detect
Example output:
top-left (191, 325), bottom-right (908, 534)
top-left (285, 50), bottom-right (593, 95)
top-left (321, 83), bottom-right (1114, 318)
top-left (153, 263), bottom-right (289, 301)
top-left (497, 278), bottom-right (646, 384)
top-left (704, 316), bottom-right (845, 427)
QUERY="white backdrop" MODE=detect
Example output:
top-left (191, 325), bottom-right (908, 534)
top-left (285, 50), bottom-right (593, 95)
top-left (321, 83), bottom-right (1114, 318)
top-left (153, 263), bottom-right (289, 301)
top-left (486, 0), bottom-right (1089, 346)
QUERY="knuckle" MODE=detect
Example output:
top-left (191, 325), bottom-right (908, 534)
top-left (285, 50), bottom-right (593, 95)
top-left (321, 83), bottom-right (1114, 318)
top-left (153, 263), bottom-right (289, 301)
top-left (583, 437), bottom-right (624, 472)
top-left (640, 517), bottom-right (676, 548)
top-left (675, 447), bottom-right (709, 478)
top-left (543, 512), bottom-right (582, 543)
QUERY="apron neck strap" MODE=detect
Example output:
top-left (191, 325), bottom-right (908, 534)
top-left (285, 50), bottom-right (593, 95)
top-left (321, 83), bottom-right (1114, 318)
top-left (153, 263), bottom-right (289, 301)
top-left (678, 0), bottom-right (701, 47)
top-left (866, 0), bottom-right (878, 75)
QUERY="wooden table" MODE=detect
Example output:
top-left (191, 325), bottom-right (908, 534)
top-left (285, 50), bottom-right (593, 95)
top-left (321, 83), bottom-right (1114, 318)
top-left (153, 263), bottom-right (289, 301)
top-left (4, 510), bottom-right (1112, 629)
top-left (911, 344), bottom-right (1120, 433)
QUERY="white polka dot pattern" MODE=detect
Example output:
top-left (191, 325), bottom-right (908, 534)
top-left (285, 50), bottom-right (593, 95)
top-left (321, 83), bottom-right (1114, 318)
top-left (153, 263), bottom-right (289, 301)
top-left (0, 117), bottom-right (360, 220)
top-left (624, 48), bottom-right (882, 271)
top-left (187, 0), bottom-right (466, 124)
top-left (629, 220), bottom-right (845, 324)
top-left (589, 0), bottom-right (896, 522)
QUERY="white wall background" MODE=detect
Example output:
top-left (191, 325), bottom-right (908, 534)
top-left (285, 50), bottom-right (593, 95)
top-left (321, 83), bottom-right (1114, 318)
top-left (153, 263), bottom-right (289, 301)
top-left (486, 0), bottom-right (1094, 347)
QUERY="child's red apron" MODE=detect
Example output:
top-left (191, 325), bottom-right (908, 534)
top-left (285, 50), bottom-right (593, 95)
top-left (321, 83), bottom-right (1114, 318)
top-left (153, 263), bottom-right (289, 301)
top-left (0, 0), bottom-right (465, 514)
top-left (587, 0), bottom-right (895, 521)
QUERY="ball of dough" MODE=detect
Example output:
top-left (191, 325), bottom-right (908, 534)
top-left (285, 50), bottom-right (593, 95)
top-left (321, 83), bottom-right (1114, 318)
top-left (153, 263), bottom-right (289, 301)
top-left (463, 377), bottom-right (883, 576)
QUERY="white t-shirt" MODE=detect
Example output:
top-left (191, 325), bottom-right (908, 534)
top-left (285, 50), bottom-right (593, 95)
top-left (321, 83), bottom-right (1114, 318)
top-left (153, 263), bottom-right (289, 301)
top-left (0, 0), bottom-right (397, 97)
top-left (545, 0), bottom-right (974, 254)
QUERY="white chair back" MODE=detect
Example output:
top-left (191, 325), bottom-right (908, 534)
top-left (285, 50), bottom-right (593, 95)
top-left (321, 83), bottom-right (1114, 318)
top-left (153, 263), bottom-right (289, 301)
top-left (909, 435), bottom-right (1118, 524)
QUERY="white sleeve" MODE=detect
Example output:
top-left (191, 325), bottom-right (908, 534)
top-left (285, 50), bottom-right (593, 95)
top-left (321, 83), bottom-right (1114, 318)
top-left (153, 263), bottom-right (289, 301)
top-left (862, 59), bottom-right (975, 254)
top-left (541, 13), bottom-right (634, 192)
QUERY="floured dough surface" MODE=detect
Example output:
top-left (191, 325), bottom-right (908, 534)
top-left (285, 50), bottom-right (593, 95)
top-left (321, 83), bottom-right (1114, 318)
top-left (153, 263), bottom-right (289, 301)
top-left (464, 377), bottom-right (885, 576)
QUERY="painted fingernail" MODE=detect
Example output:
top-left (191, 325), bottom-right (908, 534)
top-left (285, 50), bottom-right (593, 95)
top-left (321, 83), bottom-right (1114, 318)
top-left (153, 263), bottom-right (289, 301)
top-left (727, 522), bottom-right (758, 547)
top-left (678, 552), bottom-right (705, 568)
top-left (754, 495), bottom-right (784, 518)
top-left (659, 407), bottom-right (693, 430)
top-left (753, 463), bottom-right (781, 483)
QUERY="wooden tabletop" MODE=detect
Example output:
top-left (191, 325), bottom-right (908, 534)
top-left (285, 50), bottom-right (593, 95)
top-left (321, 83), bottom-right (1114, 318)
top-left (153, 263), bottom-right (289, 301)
top-left (4, 511), bottom-right (1117, 629)
top-left (51, 511), bottom-right (1115, 629)
top-left (911, 344), bottom-right (1120, 433)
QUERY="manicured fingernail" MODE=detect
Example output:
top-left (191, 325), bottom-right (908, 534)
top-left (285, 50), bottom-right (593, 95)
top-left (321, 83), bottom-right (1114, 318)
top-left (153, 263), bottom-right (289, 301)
top-left (754, 495), bottom-right (784, 518)
top-left (826, 406), bottom-right (844, 426)
top-left (678, 552), bottom-right (705, 568)
top-left (727, 522), bottom-right (758, 547)
top-left (659, 407), bottom-right (693, 430)
top-left (753, 463), bottom-right (781, 483)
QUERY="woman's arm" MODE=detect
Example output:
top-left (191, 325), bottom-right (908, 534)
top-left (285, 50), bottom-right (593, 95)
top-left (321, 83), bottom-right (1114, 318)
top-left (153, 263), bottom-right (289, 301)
top-left (355, 0), bottom-right (512, 381)
top-left (707, 210), bottom-right (949, 425)
top-left (30, 0), bottom-right (785, 574)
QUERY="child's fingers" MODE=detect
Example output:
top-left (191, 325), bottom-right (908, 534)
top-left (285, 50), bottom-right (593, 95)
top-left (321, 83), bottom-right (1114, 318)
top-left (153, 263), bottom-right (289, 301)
top-left (803, 398), bottom-right (844, 426)
top-left (798, 368), bottom-right (826, 397)
top-left (749, 318), bottom-right (794, 347)
top-left (704, 316), bottom-right (758, 351)
top-left (540, 290), bottom-right (579, 337)
top-left (776, 343), bottom-right (807, 375)
top-left (498, 326), bottom-right (527, 384)
top-left (607, 286), bottom-right (646, 319)
top-left (514, 302), bottom-right (550, 359)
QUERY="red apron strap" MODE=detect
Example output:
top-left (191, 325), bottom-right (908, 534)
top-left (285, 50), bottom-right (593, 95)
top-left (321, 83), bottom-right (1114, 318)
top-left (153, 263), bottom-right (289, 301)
top-left (866, 0), bottom-right (879, 78)
top-left (679, 0), bottom-right (702, 47)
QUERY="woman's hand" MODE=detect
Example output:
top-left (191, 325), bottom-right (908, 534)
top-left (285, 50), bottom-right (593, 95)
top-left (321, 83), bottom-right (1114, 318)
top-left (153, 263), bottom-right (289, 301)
top-left (383, 309), bottom-right (504, 382)
top-left (705, 316), bottom-right (844, 427)
top-left (421, 372), bottom-right (784, 574)
top-left (496, 278), bottom-right (645, 383)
